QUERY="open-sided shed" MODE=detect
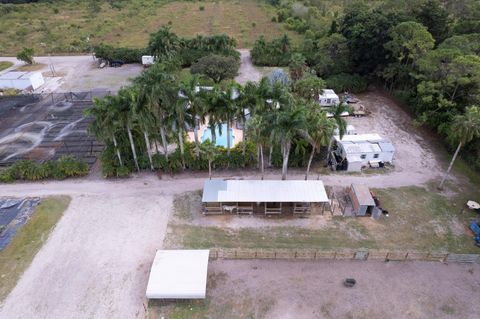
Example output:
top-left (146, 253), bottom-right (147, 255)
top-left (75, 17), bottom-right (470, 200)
top-left (146, 250), bottom-right (210, 299)
top-left (202, 180), bottom-right (329, 215)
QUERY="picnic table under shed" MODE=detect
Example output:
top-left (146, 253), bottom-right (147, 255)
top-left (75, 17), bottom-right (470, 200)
top-left (202, 180), bottom-right (329, 215)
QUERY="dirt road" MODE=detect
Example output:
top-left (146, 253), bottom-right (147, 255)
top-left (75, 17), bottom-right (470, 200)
top-left (235, 49), bottom-right (262, 84)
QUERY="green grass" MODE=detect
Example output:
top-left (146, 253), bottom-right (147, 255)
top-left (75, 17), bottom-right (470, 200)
top-left (0, 0), bottom-right (301, 56)
top-left (165, 186), bottom-right (478, 253)
top-left (0, 196), bottom-right (71, 301)
top-left (0, 61), bottom-right (13, 71)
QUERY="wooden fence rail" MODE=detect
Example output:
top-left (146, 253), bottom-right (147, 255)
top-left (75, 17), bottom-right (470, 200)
top-left (208, 248), bottom-right (480, 264)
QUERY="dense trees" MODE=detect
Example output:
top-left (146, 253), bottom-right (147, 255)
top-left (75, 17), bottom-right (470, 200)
top-left (190, 54), bottom-right (240, 84)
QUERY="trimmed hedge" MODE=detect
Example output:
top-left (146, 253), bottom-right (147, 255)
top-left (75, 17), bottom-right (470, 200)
top-left (93, 44), bottom-right (145, 63)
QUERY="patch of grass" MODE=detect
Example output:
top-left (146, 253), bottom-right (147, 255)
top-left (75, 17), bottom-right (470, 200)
top-left (0, 0), bottom-right (301, 55)
top-left (0, 196), bottom-right (71, 301)
top-left (15, 63), bottom-right (46, 72)
top-left (0, 61), bottom-right (14, 71)
top-left (440, 304), bottom-right (455, 315)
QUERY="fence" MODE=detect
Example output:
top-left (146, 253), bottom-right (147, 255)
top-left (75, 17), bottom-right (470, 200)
top-left (208, 248), bottom-right (480, 264)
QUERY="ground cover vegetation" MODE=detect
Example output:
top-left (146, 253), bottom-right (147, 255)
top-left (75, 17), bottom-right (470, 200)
top-left (256, 0), bottom-right (480, 171)
top-left (0, 0), bottom-right (298, 55)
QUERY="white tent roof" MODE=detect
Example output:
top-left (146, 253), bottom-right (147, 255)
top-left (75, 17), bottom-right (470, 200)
top-left (319, 89), bottom-right (339, 99)
top-left (146, 250), bottom-right (210, 299)
top-left (202, 180), bottom-right (329, 203)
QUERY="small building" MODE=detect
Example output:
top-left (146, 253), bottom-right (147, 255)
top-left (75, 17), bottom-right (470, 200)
top-left (330, 133), bottom-right (395, 172)
top-left (141, 55), bottom-right (154, 67)
top-left (146, 250), bottom-right (210, 299)
top-left (348, 184), bottom-right (375, 216)
top-left (0, 71), bottom-right (44, 91)
top-left (202, 179), bottom-right (329, 215)
top-left (319, 89), bottom-right (340, 107)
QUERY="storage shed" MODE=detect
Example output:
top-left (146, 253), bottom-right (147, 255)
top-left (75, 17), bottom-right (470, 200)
top-left (146, 250), bottom-right (210, 299)
top-left (0, 71), bottom-right (44, 91)
top-left (319, 89), bottom-right (340, 106)
top-left (331, 133), bottom-right (395, 172)
top-left (202, 179), bottom-right (329, 215)
top-left (348, 184), bottom-right (375, 216)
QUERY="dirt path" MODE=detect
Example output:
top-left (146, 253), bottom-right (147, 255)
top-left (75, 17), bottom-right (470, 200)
top-left (235, 49), bottom-right (262, 84)
top-left (204, 259), bottom-right (480, 319)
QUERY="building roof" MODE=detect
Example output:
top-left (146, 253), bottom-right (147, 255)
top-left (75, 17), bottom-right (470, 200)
top-left (351, 184), bottom-right (375, 206)
top-left (379, 141), bottom-right (395, 152)
top-left (146, 250), bottom-right (210, 299)
top-left (202, 180), bottom-right (329, 203)
top-left (342, 142), bottom-right (381, 154)
top-left (334, 133), bottom-right (384, 143)
top-left (0, 71), bottom-right (39, 80)
top-left (320, 89), bottom-right (339, 99)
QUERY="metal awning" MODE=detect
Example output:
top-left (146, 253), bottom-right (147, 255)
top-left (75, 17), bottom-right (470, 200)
top-left (146, 250), bottom-right (210, 299)
top-left (202, 180), bottom-right (329, 203)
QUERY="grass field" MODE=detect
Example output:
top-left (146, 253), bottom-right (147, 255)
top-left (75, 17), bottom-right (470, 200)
top-left (0, 61), bottom-right (13, 71)
top-left (0, 196), bottom-right (71, 302)
top-left (164, 185), bottom-right (478, 253)
top-left (0, 0), bottom-right (300, 56)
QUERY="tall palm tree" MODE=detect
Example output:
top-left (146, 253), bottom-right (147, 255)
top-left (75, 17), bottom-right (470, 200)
top-left (237, 81), bottom-right (258, 156)
top-left (271, 99), bottom-right (308, 180)
top-left (178, 75), bottom-right (206, 157)
top-left (86, 97), bottom-right (124, 167)
top-left (246, 115), bottom-right (268, 179)
top-left (205, 86), bottom-right (224, 145)
top-left (326, 102), bottom-right (350, 163)
top-left (439, 106), bottom-right (480, 189)
top-left (305, 109), bottom-right (335, 180)
top-left (117, 89), bottom-right (140, 171)
top-left (200, 141), bottom-right (217, 180)
top-left (218, 83), bottom-right (239, 156)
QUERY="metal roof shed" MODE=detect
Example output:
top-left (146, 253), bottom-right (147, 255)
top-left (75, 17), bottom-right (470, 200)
top-left (348, 184), bottom-right (375, 216)
top-left (146, 250), bottom-right (210, 299)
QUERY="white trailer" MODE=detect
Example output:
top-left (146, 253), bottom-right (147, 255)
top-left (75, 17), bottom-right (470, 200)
top-left (319, 89), bottom-right (340, 106)
top-left (0, 71), bottom-right (45, 91)
top-left (142, 55), bottom-right (155, 67)
top-left (331, 133), bottom-right (395, 172)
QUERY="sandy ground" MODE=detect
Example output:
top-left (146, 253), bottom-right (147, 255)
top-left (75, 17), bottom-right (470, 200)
top-left (0, 56), bottom-right (142, 93)
top-left (203, 259), bottom-right (480, 319)
top-left (235, 49), bottom-right (262, 84)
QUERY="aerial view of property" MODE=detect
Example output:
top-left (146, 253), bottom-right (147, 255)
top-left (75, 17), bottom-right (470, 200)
top-left (1, 0), bottom-right (480, 318)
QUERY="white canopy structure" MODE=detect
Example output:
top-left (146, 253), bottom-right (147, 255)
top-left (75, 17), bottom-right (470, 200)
top-left (146, 250), bottom-right (210, 299)
top-left (202, 180), bottom-right (328, 203)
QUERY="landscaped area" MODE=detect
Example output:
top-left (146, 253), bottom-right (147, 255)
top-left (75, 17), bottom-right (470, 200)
top-left (0, 61), bottom-right (13, 71)
top-left (0, 196), bottom-right (70, 301)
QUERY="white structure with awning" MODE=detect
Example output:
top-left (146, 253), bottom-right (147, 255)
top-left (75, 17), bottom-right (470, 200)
top-left (146, 250), bottom-right (210, 299)
top-left (202, 180), bottom-right (329, 215)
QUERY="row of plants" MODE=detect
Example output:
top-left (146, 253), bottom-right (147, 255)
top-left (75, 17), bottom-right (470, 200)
top-left (0, 156), bottom-right (89, 183)
top-left (94, 26), bottom-right (240, 66)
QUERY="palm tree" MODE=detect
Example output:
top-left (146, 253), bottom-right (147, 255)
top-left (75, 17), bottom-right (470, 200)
top-left (205, 86), bottom-right (224, 145)
top-left (237, 81), bottom-right (258, 156)
top-left (178, 75), bottom-right (206, 157)
top-left (117, 89), bottom-right (140, 171)
top-left (246, 115), bottom-right (268, 179)
top-left (200, 141), bottom-right (217, 180)
top-left (305, 109), bottom-right (335, 180)
top-left (438, 106), bottom-right (480, 189)
top-left (86, 97), bottom-right (124, 167)
top-left (271, 99), bottom-right (308, 180)
top-left (217, 83), bottom-right (239, 156)
top-left (326, 102), bottom-right (350, 163)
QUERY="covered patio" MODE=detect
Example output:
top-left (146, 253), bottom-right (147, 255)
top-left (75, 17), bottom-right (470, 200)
top-left (202, 180), bottom-right (329, 215)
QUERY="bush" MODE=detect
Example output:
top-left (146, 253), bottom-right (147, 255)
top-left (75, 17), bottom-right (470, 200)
top-left (0, 156), bottom-right (89, 183)
top-left (251, 35), bottom-right (292, 66)
top-left (94, 44), bottom-right (144, 63)
top-left (199, 5), bottom-right (204, 11)
top-left (325, 73), bottom-right (368, 93)
top-left (16, 47), bottom-right (34, 64)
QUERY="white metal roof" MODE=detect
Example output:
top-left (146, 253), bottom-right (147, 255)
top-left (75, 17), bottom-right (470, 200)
top-left (0, 72), bottom-right (27, 80)
top-left (146, 250), bottom-right (210, 299)
top-left (202, 180), bottom-right (329, 203)
top-left (343, 142), bottom-right (382, 154)
top-left (334, 133), bottom-right (384, 143)
top-left (319, 89), bottom-right (339, 99)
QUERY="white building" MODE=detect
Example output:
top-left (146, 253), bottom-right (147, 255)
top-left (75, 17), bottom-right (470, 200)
top-left (319, 89), bottom-right (340, 106)
top-left (330, 133), bottom-right (395, 172)
top-left (0, 71), bottom-right (45, 91)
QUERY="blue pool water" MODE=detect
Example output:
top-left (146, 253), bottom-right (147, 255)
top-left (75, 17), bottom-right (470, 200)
top-left (202, 124), bottom-right (235, 147)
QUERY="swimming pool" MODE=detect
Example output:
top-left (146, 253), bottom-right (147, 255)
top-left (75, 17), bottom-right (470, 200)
top-left (201, 123), bottom-right (235, 148)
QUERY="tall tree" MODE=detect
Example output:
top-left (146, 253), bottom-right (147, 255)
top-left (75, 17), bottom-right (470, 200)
top-left (191, 54), bottom-right (240, 84)
top-left (439, 106), bottom-right (480, 189)
top-left (246, 115), bottom-right (268, 179)
top-left (414, 0), bottom-right (451, 43)
top-left (200, 141), bottom-right (218, 180)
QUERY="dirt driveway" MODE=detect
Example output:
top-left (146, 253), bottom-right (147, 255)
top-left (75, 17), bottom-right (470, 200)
top-left (196, 259), bottom-right (480, 319)
top-left (235, 49), bottom-right (262, 84)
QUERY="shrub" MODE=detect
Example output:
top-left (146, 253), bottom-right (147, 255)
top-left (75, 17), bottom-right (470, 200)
top-left (251, 35), bottom-right (292, 66)
top-left (16, 47), bottom-right (34, 64)
top-left (199, 5), bottom-right (204, 11)
top-left (93, 44), bottom-right (144, 63)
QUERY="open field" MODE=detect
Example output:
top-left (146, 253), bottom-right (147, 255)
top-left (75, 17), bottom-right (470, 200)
top-left (0, 196), bottom-right (70, 302)
top-left (164, 184), bottom-right (478, 253)
top-left (0, 0), bottom-right (300, 55)
top-left (148, 259), bottom-right (480, 319)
